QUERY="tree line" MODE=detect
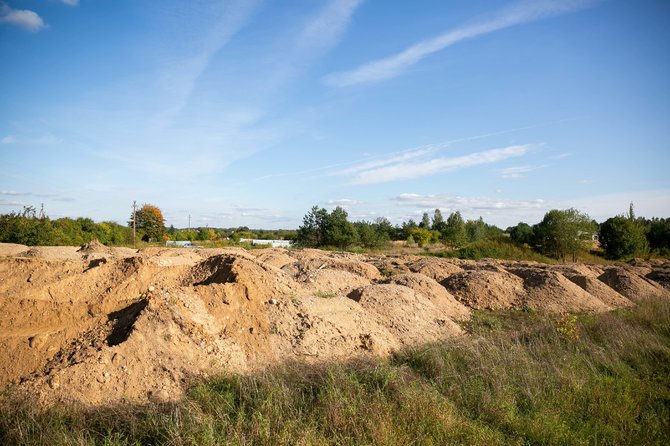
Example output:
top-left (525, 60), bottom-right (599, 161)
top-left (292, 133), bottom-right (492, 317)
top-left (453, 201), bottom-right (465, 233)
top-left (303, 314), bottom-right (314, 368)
top-left (1, 202), bottom-right (668, 261)
top-left (296, 204), bottom-right (670, 261)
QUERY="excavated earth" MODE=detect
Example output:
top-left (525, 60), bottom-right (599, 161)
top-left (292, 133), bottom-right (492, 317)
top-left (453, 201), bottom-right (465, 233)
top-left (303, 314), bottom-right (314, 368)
top-left (0, 242), bottom-right (668, 406)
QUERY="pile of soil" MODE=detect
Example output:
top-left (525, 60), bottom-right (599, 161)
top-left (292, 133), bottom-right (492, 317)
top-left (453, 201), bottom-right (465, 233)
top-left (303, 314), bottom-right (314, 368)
top-left (442, 268), bottom-right (527, 310)
top-left (383, 273), bottom-right (470, 320)
top-left (1, 242), bottom-right (668, 406)
top-left (598, 267), bottom-right (669, 300)
top-left (348, 284), bottom-right (463, 346)
top-left (511, 268), bottom-right (611, 313)
top-left (406, 257), bottom-right (464, 282)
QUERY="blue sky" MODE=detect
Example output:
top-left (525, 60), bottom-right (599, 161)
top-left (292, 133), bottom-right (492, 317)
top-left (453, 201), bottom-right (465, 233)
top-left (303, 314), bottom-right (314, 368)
top-left (1, 0), bottom-right (669, 229)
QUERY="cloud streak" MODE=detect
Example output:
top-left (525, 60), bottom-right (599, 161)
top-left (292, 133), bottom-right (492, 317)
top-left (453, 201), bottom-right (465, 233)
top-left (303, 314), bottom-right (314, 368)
top-left (0, 4), bottom-right (46, 32)
top-left (394, 192), bottom-right (547, 212)
top-left (298, 0), bottom-right (364, 53)
top-left (340, 144), bottom-right (532, 184)
top-left (324, 0), bottom-right (597, 87)
top-left (498, 164), bottom-right (549, 179)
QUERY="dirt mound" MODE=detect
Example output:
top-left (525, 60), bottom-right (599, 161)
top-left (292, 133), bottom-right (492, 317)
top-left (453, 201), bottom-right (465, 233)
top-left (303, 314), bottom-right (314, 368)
top-left (22, 288), bottom-right (249, 405)
top-left (442, 269), bottom-right (527, 310)
top-left (361, 254), bottom-right (412, 276)
top-left (77, 239), bottom-right (112, 255)
top-left (348, 284), bottom-right (463, 346)
top-left (189, 255), bottom-right (299, 301)
top-left (1, 242), bottom-right (663, 407)
top-left (253, 249), bottom-right (296, 269)
top-left (267, 295), bottom-right (400, 359)
top-left (406, 257), bottom-right (464, 282)
top-left (598, 267), bottom-right (668, 301)
top-left (281, 256), bottom-right (382, 282)
top-left (383, 273), bottom-right (470, 320)
top-left (558, 266), bottom-right (633, 308)
top-left (646, 263), bottom-right (670, 290)
top-left (511, 268), bottom-right (610, 313)
top-left (0, 243), bottom-right (29, 256)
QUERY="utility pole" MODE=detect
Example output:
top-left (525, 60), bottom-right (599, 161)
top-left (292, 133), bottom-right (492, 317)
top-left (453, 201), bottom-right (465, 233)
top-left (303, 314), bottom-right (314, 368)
top-left (188, 214), bottom-right (191, 231)
top-left (132, 201), bottom-right (137, 247)
top-left (38, 203), bottom-right (45, 219)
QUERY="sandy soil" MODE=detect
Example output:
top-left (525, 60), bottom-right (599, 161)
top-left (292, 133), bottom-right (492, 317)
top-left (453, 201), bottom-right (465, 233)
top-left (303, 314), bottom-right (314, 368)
top-left (0, 242), bottom-right (667, 406)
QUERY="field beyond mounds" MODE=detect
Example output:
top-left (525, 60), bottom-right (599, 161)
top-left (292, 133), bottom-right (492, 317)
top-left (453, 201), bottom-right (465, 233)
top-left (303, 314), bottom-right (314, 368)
top-left (0, 242), bottom-right (668, 406)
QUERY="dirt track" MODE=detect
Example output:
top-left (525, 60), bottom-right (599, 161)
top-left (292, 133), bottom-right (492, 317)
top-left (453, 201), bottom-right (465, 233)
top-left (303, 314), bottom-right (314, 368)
top-left (1, 242), bottom-right (668, 405)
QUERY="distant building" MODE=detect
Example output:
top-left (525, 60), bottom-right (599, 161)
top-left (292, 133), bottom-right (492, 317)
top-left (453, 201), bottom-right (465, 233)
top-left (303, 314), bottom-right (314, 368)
top-left (165, 240), bottom-right (201, 248)
top-left (239, 238), bottom-right (293, 248)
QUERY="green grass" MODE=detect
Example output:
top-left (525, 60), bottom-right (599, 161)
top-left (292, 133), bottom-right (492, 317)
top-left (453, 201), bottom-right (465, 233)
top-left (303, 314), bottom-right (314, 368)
top-left (423, 238), bottom-right (557, 263)
top-left (313, 290), bottom-right (338, 299)
top-left (2, 298), bottom-right (669, 445)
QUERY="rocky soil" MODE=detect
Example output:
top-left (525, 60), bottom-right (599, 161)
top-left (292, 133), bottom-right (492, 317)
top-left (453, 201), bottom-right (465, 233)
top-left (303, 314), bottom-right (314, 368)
top-left (0, 242), bottom-right (667, 406)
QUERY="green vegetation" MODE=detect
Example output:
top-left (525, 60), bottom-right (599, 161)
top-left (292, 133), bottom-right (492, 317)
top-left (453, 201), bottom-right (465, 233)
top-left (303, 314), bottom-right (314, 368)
top-left (424, 237), bottom-right (556, 263)
top-left (532, 208), bottom-right (596, 262)
top-left (2, 201), bottom-right (668, 262)
top-left (2, 297), bottom-right (669, 445)
top-left (0, 207), bottom-right (133, 246)
top-left (313, 290), bottom-right (338, 299)
top-left (130, 204), bottom-right (166, 242)
top-left (599, 204), bottom-right (649, 259)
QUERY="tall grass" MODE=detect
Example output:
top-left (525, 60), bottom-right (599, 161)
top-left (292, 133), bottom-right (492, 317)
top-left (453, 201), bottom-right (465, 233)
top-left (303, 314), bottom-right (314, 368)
top-left (424, 238), bottom-right (557, 263)
top-left (2, 298), bottom-right (669, 445)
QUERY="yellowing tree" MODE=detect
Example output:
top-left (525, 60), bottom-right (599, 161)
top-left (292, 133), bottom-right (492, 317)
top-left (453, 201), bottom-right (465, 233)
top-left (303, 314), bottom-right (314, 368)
top-left (130, 204), bottom-right (165, 242)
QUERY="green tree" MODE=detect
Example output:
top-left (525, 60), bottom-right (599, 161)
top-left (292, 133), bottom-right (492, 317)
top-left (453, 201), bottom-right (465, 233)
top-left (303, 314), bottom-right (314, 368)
top-left (599, 205), bottom-right (648, 259)
top-left (510, 222), bottom-right (534, 245)
top-left (465, 217), bottom-right (487, 242)
top-left (419, 212), bottom-right (431, 229)
top-left (533, 208), bottom-right (595, 262)
top-left (432, 209), bottom-right (446, 232)
top-left (647, 218), bottom-right (670, 253)
top-left (296, 206), bottom-right (329, 247)
top-left (324, 206), bottom-right (358, 248)
top-left (409, 227), bottom-right (433, 247)
top-left (443, 211), bottom-right (467, 247)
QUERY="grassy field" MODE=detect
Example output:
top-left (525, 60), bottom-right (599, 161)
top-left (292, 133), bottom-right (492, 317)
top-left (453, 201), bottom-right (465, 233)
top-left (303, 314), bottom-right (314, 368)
top-left (2, 297), bottom-right (669, 445)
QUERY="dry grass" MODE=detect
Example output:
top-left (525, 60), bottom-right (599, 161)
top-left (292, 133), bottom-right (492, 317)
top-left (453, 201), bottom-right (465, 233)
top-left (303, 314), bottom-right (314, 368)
top-left (2, 297), bottom-right (669, 445)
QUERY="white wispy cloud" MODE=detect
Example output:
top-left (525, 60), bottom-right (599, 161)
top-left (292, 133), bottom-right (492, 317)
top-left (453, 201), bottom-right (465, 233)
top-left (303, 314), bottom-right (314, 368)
top-left (153, 0), bottom-right (260, 126)
top-left (327, 198), bottom-right (362, 207)
top-left (498, 164), bottom-right (549, 179)
top-left (0, 4), bottom-right (46, 32)
top-left (324, 0), bottom-right (597, 87)
top-left (297, 0), bottom-right (364, 53)
top-left (1, 134), bottom-right (61, 145)
top-left (334, 146), bottom-right (438, 176)
top-left (341, 144), bottom-right (532, 184)
top-left (59, 0), bottom-right (79, 6)
top-left (394, 193), bottom-right (547, 212)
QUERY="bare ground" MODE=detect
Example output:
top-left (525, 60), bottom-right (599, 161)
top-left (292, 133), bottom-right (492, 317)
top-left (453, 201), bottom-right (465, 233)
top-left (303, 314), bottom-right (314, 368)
top-left (0, 243), bottom-right (668, 406)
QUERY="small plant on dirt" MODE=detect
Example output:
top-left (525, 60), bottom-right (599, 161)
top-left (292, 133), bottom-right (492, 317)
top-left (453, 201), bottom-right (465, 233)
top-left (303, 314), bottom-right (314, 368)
top-left (556, 313), bottom-right (580, 342)
top-left (379, 267), bottom-right (394, 278)
top-left (313, 290), bottom-right (337, 299)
